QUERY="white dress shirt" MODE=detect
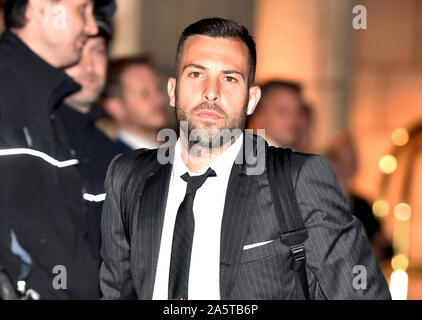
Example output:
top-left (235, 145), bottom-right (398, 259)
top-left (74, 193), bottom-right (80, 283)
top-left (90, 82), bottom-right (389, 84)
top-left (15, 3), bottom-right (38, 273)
top-left (152, 133), bottom-right (244, 300)
top-left (117, 130), bottom-right (159, 150)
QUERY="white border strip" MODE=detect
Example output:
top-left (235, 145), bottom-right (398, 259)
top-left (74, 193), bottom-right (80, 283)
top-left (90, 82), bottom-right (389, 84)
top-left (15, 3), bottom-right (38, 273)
top-left (83, 193), bottom-right (106, 202)
top-left (0, 148), bottom-right (79, 168)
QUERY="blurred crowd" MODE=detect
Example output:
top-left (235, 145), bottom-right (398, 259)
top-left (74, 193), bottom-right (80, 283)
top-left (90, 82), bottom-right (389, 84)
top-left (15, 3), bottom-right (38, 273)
top-left (0, 0), bottom-right (392, 300)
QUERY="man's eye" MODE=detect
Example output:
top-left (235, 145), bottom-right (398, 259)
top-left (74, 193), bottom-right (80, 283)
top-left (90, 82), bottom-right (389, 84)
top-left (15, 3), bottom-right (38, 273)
top-left (136, 89), bottom-right (149, 99)
top-left (93, 48), bottom-right (107, 56)
top-left (224, 76), bottom-right (238, 83)
top-left (189, 72), bottom-right (203, 78)
top-left (78, 4), bottom-right (88, 14)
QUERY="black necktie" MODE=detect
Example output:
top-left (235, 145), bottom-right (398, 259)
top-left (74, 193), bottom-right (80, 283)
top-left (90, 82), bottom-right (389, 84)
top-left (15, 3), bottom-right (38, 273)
top-left (168, 167), bottom-right (217, 300)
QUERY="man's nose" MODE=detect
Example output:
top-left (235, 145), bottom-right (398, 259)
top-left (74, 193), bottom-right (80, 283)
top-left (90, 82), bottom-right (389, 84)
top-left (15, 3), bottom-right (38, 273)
top-left (156, 89), bottom-right (166, 107)
top-left (81, 54), bottom-right (94, 72)
top-left (203, 79), bottom-right (220, 102)
top-left (84, 8), bottom-right (99, 36)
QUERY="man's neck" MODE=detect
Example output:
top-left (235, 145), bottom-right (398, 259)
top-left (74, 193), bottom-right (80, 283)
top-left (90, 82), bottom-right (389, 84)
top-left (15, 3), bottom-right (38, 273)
top-left (119, 124), bottom-right (159, 147)
top-left (180, 135), bottom-right (239, 174)
top-left (265, 135), bottom-right (281, 148)
top-left (11, 28), bottom-right (58, 68)
top-left (65, 100), bottom-right (91, 114)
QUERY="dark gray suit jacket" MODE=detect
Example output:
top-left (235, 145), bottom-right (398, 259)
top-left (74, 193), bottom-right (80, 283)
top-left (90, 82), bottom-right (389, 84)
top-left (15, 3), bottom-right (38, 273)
top-left (100, 133), bottom-right (391, 300)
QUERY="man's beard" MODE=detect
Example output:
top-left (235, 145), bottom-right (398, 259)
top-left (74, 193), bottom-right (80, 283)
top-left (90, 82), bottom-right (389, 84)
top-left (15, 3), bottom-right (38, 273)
top-left (175, 93), bottom-right (248, 150)
top-left (66, 75), bottom-right (105, 108)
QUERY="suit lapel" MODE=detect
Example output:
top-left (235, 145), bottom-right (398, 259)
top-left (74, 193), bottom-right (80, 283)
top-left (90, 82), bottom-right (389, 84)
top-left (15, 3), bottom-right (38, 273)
top-left (219, 132), bottom-right (262, 298)
top-left (135, 152), bottom-right (172, 299)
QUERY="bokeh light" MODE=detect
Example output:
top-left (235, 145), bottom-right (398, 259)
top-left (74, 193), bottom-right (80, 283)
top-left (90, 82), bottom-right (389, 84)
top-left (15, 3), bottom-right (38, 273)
top-left (394, 203), bottom-right (412, 221)
top-left (391, 254), bottom-right (409, 271)
top-left (372, 199), bottom-right (390, 218)
top-left (379, 155), bottom-right (397, 174)
top-left (390, 270), bottom-right (409, 300)
top-left (391, 128), bottom-right (409, 146)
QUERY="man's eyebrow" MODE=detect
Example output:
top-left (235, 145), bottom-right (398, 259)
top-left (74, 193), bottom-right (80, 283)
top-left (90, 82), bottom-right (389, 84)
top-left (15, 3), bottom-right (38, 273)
top-left (182, 63), bottom-right (208, 72)
top-left (183, 64), bottom-right (245, 80)
top-left (222, 70), bottom-right (245, 80)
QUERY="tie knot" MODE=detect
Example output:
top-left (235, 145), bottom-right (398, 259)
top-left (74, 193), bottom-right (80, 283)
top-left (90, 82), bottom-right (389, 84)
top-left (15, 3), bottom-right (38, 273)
top-left (181, 167), bottom-right (216, 195)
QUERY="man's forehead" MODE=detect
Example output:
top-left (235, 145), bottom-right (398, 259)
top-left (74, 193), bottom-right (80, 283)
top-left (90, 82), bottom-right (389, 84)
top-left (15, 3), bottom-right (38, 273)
top-left (265, 88), bottom-right (301, 106)
top-left (122, 65), bottom-right (157, 83)
top-left (86, 36), bottom-right (106, 46)
top-left (72, 0), bottom-right (93, 4)
top-left (180, 35), bottom-right (249, 70)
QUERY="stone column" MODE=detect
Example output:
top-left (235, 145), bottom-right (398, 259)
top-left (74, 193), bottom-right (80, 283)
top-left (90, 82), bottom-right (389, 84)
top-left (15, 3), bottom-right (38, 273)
top-left (254, 0), bottom-right (354, 149)
top-left (110, 0), bottom-right (144, 58)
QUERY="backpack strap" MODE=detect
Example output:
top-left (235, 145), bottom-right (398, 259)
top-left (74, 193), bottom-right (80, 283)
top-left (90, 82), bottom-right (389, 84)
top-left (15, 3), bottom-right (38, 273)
top-left (266, 146), bottom-right (310, 300)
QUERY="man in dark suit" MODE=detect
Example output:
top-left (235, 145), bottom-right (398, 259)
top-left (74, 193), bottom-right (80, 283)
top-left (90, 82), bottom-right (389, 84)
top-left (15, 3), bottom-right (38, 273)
top-left (100, 18), bottom-right (391, 300)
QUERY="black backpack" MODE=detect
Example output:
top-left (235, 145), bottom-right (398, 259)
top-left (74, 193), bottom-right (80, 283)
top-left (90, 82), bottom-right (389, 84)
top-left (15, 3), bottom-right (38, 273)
top-left (121, 146), bottom-right (310, 300)
top-left (266, 146), bottom-right (310, 300)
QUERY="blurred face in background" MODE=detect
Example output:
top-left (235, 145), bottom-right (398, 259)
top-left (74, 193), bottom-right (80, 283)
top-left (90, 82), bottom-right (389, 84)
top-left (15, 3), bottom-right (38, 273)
top-left (23, 0), bottom-right (98, 68)
top-left (113, 65), bottom-right (167, 131)
top-left (257, 87), bottom-right (302, 147)
top-left (64, 36), bottom-right (108, 112)
top-left (326, 138), bottom-right (358, 188)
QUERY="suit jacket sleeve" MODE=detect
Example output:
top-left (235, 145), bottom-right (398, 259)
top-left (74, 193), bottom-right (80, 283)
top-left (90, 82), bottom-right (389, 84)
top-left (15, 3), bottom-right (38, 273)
top-left (100, 153), bottom-right (132, 299)
top-left (293, 154), bottom-right (391, 299)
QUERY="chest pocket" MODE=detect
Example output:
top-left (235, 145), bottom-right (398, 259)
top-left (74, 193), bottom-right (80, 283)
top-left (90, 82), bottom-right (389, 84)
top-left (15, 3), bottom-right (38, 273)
top-left (240, 237), bottom-right (286, 264)
top-left (230, 238), bottom-right (298, 299)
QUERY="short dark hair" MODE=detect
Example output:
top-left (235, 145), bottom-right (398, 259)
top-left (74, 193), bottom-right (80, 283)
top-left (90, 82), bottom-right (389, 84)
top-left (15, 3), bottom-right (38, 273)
top-left (4, 0), bottom-right (28, 29)
top-left (103, 56), bottom-right (155, 99)
top-left (260, 80), bottom-right (302, 96)
top-left (175, 17), bottom-right (257, 85)
top-left (255, 80), bottom-right (302, 111)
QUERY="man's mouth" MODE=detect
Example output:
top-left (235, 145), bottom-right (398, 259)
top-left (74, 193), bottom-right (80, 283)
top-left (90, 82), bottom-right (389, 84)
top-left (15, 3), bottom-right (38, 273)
top-left (76, 77), bottom-right (96, 86)
top-left (196, 110), bottom-right (223, 120)
top-left (77, 38), bottom-right (88, 49)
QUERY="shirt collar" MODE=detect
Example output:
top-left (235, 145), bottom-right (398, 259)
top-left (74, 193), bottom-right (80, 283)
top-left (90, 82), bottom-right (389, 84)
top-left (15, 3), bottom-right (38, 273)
top-left (117, 130), bottom-right (160, 150)
top-left (173, 133), bottom-right (244, 179)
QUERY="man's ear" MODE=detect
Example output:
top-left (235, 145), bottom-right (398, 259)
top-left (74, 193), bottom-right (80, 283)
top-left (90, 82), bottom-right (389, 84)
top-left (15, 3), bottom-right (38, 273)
top-left (103, 97), bottom-right (125, 122)
top-left (167, 77), bottom-right (176, 108)
top-left (24, 0), bottom-right (44, 24)
top-left (31, 0), bottom-right (51, 18)
top-left (26, 0), bottom-right (56, 30)
top-left (247, 86), bottom-right (261, 116)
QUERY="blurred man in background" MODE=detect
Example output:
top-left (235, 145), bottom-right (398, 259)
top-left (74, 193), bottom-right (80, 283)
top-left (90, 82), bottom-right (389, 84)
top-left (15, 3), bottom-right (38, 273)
top-left (247, 80), bottom-right (304, 150)
top-left (58, 0), bottom-right (119, 264)
top-left (324, 133), bottom-right (394, 261)
top-left (294, 102), bottom-right (315, 153)
top-left (100, 57), bottom-right (168, 152)
top-left (0, 0), bottom-right (107, 299)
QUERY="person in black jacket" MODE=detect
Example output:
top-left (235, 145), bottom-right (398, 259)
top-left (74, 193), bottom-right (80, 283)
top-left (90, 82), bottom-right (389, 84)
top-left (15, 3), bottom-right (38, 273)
top-left (0, 0), bottom-right (106, 300)
top-left (57, 0), bottom-right (120, 263)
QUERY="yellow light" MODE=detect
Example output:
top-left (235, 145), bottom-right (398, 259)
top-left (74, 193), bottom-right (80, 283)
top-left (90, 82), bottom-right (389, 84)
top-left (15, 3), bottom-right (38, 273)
top-left (389, 270), bottom-right (408, 300)
top-left (379, 155), bottom-right (397, 174)
top-left (391, 255), bottom-right (409, 271)
top-left (392, 128), bottom-right (409, 146)
top-left (394, 203), bottom-right (412, 221)
top-left (372, 200), bottom-right (390, 218)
